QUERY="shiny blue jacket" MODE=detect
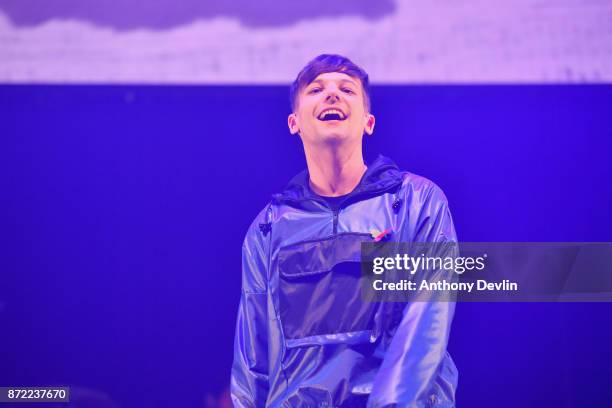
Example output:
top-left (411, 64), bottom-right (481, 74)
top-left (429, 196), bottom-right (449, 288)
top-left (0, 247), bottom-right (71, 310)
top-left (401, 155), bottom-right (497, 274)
top-left (231, 156), bottom-right (458, 407)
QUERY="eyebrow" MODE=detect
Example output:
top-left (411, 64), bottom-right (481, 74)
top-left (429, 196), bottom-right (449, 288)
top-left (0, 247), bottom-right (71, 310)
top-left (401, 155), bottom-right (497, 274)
top-left (307, 78), bottom-right (358, 87)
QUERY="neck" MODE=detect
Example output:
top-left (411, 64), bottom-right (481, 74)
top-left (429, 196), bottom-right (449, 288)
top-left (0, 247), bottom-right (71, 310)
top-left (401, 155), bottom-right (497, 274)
top-left (304, 143), bottom-right (367, 197)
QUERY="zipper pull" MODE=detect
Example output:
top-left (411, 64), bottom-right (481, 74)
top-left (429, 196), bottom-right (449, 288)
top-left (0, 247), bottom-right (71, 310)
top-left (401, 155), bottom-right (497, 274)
top-left (392, 197), bottom-right (402, 213)
top-left (332, 210), bottom-right (339, 235)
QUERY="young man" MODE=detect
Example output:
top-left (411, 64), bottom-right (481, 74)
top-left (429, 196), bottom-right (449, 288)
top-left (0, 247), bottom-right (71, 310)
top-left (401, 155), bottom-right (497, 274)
top-left (231, 54), bottom-right (458, 407)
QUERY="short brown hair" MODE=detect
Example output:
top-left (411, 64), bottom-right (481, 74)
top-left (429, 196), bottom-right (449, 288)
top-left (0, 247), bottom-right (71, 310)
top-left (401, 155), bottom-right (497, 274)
top-left (289, 54), bottom-right (371, 112)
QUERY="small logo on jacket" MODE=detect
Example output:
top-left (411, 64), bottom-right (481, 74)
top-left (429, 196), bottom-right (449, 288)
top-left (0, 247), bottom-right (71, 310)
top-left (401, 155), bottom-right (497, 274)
top-left (371, 228), bottom-right (392, 242)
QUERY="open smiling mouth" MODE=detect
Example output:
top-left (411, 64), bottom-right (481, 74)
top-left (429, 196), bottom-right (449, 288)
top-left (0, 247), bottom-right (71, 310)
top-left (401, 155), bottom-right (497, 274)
top-left (317, 109), bottom-right (347, 121)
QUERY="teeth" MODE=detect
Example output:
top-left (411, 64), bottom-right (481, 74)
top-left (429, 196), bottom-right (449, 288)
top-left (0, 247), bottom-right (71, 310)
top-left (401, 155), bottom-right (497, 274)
top-left (319, 109), bottom-right (345, 119)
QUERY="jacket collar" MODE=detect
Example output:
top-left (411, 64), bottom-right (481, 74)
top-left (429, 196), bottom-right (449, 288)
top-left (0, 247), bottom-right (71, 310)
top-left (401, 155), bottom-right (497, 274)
top-left (272, 155), bottom-right (403, 207)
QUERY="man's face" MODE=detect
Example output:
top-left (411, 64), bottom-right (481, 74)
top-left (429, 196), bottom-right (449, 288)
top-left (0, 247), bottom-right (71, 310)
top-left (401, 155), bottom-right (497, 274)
top-left (288, 72), bottom-right (375, 147)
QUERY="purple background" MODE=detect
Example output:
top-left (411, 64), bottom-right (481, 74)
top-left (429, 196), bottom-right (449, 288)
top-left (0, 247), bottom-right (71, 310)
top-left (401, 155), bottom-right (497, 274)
top-left (0, 0), bottom-right (394, 29)
top-left (1, 85), bottom-right (612, 407)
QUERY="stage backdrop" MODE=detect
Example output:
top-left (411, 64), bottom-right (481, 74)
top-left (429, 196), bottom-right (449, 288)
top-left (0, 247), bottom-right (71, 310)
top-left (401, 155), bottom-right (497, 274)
top-left (1, 0), bottom-right (611, 83)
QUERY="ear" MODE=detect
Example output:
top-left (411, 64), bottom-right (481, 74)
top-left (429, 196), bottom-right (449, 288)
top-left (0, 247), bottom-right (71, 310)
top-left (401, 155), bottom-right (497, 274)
top-left (288, 113), bottom-right (300, 135)
top-left (364, 113), bottom-right (375, 135)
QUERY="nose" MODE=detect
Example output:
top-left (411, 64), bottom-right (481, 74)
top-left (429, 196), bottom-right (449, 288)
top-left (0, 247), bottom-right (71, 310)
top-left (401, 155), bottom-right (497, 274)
top-left (325, 90), bottom-right (340, 103)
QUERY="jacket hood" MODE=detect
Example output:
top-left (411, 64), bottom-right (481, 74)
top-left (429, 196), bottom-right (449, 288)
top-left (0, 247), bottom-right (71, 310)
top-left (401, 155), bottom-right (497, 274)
top-left (272, 155), bottom-right (403, 207)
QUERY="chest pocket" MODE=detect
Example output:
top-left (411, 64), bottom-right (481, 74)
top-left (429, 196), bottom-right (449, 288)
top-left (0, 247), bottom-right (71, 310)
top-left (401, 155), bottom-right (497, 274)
top-left (278, 233), bottom-right (378, 342)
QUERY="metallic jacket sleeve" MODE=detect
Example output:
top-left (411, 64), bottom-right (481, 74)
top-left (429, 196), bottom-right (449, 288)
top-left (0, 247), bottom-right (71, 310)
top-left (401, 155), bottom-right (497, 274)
top-left (231, 216), bottom-right (270, 408)
top-left (368, 184), bottom-right (458, 408)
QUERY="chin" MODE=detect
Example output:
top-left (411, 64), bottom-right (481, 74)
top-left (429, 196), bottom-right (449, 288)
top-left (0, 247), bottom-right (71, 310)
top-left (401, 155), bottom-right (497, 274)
top-left (319, 126), bottom-right (353, 139)
top-left (320, 132), bottom-right (350, 146)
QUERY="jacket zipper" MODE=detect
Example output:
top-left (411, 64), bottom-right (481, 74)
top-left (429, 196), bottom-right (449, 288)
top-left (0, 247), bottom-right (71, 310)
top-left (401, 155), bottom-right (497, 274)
top-left (278, 179), bottom-right (402, 236)
top-left (332, 209), bottom-right (339, 235)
